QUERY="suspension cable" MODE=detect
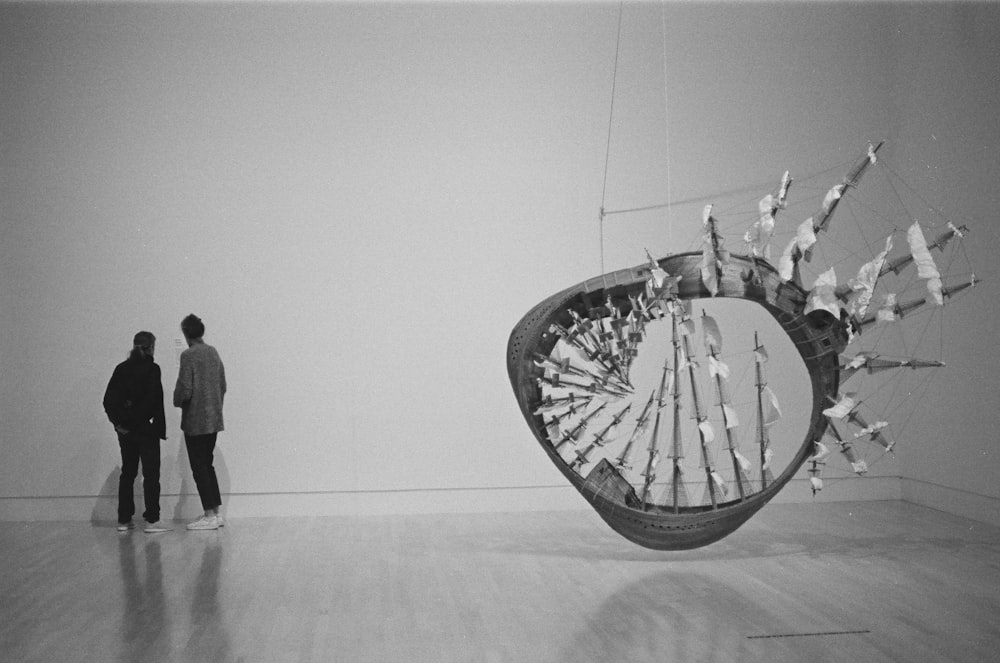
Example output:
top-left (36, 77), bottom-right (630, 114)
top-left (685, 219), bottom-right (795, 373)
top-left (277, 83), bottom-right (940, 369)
top-left (599, 1), bottom-right (625, 273)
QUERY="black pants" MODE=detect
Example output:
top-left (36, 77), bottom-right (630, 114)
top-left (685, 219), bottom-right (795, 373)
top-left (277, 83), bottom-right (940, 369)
top-left (185, 432), bottom-right (222, 511)
top-left (118, 433), bottom-right (161, 524)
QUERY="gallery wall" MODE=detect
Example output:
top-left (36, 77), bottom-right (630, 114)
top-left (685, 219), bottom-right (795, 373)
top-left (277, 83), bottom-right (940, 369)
top-left (2, 2), bottom-right (998, 522)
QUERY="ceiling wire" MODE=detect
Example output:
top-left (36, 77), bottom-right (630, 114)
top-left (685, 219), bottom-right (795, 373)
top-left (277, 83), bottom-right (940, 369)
top-left (599, 1), bottom-right (624, 274)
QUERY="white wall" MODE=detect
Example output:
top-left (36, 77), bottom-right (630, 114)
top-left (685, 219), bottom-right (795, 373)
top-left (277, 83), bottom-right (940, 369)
top-left (886, 5), bottom-right (1000, 525)
top-left (2, 2), bottom-right (998, 522)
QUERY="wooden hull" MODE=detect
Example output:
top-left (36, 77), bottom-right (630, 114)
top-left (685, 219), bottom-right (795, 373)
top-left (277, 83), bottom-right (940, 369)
top-left (507, 252), bottom-right (846, 550)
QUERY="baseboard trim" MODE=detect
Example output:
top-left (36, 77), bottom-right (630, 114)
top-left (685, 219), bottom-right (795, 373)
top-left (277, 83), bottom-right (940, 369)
top-left (901, 478), bottom-right (1000, 528)
top-left (0, 476), bottom-right (912, 521)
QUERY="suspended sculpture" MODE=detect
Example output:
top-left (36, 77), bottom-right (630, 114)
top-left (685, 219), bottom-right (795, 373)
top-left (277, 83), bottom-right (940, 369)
top-left (506, 142), bottom-right (976, 550)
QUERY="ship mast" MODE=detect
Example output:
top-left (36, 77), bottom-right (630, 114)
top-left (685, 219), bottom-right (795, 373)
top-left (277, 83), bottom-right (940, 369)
top-left (667, 303), bottom-right (686, 512)
top-left (680, 311), bottom-right (719, 509)
top-left (703, 311), bottom-right (747, 501)
top-left (754, 332), bottom-right (771, 490)
top-left (639, 358), bottom-right (671, 507)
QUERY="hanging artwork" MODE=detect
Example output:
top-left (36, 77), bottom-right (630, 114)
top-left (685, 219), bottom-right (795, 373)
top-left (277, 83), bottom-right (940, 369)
top-left (506, 143), bottom-right (976, 550)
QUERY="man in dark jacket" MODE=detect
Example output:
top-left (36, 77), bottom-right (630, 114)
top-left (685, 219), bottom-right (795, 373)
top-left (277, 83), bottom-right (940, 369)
top-left (103, 331), bottom-right (170, 533)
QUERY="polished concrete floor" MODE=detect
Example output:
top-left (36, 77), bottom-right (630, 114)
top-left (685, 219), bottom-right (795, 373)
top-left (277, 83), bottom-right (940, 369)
top-left (2, 500), bottom-right (998, 662)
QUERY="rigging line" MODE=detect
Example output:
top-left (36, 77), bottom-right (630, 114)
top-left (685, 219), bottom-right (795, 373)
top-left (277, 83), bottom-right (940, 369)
top-left (599, 1), bottom-right (625, 274)
top-left (602, 179), bottom-right (781, 217)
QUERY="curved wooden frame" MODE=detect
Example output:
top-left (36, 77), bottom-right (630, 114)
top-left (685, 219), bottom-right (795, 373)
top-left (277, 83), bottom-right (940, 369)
top-left (507, 252), bottom-right (847, 550)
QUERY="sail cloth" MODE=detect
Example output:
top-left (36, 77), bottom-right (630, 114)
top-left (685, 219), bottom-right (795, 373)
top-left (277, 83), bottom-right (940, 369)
top-left (847, 236), bottom-right (893, 318)
top-left (823, 393), bottom-right (856, 419)
top-left (745, 194), bottom-right (777, 259)
top-left (812, 184), bottom-right (845, 234)
top-left (710, 471), bottom-right (729, 498)
top-left (907, 222), bottom-right (944, 305)
top-left (777, 237), bottom-right (797, 282)
top-left (804, 268), bottom-right (841, 317)
top-left (708, 355), bottom-right (730, 379)
top-left (700, 205), bottom-right (729, 296)
top-left (777, 218), bottom-right (818, 282)
top-left (877, 293), bottom-right (898, 323)
top-left (754, 345), bottom-right (769, 364)
top-left (722, 403), bottom-right (740, 429)
top-left (745, 171), bottom-right (791, 258)
top-left (808, 440), bottom-right (831, 461)
top-left (761, 386), bottom-right (782, 426)
top-left (733, 449), bottom-right (752, 473)
top-left (698, 420), bottom-right (715, 443)
top-left (702, 315), bottom-right (723, 353)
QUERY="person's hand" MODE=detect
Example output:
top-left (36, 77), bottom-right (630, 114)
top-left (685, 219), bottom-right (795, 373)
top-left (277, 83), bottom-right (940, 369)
top-left (114, 424), bottom-right (130, 435)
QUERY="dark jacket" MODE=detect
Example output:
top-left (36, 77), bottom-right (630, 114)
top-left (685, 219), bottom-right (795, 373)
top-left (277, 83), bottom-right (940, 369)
top-left (103, 354), bottom-right (167, 440)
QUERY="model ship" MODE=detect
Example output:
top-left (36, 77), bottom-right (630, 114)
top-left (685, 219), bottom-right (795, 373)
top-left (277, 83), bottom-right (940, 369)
top-left (506, 142), bottom-right (976, 550)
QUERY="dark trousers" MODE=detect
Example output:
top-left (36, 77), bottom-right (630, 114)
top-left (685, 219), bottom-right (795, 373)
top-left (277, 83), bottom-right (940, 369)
top-left (118, 433), bottom-right (161, 524)
top-left (185, 432), bottom-right (222, 511)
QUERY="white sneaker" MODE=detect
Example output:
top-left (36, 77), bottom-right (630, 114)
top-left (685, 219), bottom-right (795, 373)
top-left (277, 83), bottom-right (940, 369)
top-left (117, 521), bottom-right (135, 532)
top-left (186, 515), bottom-right (220, 531)
top-left (144, 522), bottom-right (172, 533)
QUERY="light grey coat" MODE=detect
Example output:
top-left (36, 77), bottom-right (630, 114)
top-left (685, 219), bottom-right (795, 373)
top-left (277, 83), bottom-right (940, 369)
top-left (173, 340), bottom-right (226, 435)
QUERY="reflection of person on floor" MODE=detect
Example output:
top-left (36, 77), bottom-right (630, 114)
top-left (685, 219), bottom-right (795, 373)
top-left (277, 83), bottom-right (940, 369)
top-left (103, 331), bottom-right (170, 533)
top-left (173, 314), bottom-right (227, 531)
top-left (116, 536), bottom-right (167, 647)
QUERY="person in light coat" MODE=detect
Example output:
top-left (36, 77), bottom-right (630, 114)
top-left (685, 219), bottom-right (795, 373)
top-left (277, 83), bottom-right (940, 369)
top-left (174, 314), bottom-right (227, 531)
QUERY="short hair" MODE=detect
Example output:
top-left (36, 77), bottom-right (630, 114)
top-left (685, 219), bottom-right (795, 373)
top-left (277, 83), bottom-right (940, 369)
top-left (181, 314), bottom-right (205, 340)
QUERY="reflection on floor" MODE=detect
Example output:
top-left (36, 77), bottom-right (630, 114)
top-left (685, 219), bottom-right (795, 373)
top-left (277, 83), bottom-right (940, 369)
top-left (2, 500), bottom-right (998, 662)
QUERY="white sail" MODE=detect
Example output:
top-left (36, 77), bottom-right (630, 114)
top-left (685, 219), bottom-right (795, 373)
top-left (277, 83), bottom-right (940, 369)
top-left (844, 352), bottom-right (875, 370)
top-left (854, 421), bottom-right (888, 439)
top-left (746, 171), bottom-right (791, 259)
top-left (777, 237), bottom-right (797, 281)
top-left (700, 206), bottom-right (728, 296)
top-left (762, 447), bottom-right (774, 470)
top-left (847, 236), bottom-right (893, 318)
top-left (821, 184), bottom-right (845, 218)
top-left (733, 449), bottom-right (752, 473)
top-left (876, 293), bottom-right (898, 323)
top-left (710, 471), bottom-right (729, 498)
top-left (700, 246), bottom-right (719, 296)
top-left (754, 346), bottom-right (769, 364)
top-left (808, 440), bottom-right (831, 461)
top-left (698, 420), bottom-right (715, 443)
top-left (823, 393), bottom-right (856, 419)
top-left (796, 217), bottom-right (817, 255)
top-left (702, 315), bottom-right (723, 353)
top-left (708, 355), bottom-right (730, 379)
top-left (723, 403), bottom-right (740, 429)
top-left (762, 386), bottom-right (782, 426)
top-left (804, 268), bottom-right (840, 317)
top-left (907, 222), bottom-right (944, 305)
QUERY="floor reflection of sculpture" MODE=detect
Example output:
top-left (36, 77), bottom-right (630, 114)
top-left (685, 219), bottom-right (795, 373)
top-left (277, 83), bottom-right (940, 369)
top-left (507, 143), bottom-right (977, 550)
